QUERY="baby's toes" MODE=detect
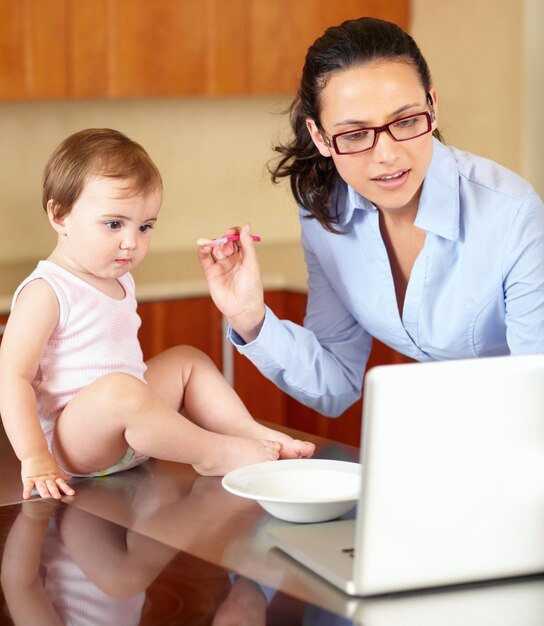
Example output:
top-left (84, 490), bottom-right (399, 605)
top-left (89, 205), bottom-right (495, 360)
top-left (298, 440), bottom-right (316, 458)
top-left (264, 440), bottom-right (281, 460)
top-left (280, 440), bottom-right (315, 459)
top-left (278, 443), bottom-right (300, 459)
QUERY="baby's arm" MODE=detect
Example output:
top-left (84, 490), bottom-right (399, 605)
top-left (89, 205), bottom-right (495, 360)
top-left (0, 279), bottom-right (74, 499)
top-left (1, 501), bottom-right (64, 626)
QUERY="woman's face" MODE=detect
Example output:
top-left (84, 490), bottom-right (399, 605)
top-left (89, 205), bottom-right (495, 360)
top-left (306, 60), bottom-right (437, 217)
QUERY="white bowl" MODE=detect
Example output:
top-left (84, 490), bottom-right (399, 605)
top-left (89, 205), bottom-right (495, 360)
top-left (222, 459), bottom-right (362, 523)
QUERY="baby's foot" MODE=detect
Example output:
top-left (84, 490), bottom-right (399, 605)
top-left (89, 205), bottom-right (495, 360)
top-left (278, 439), bottom-right (315, 460)
top-left (193, 436), bottom-right (280, 477)
top-left (246, 424), bottom-right (315, 460)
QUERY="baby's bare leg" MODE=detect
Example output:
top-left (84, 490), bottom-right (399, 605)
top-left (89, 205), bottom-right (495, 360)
top-left (53, 372), bottom-right (279, 477)
top-left (145, 346), bottom-right (258, 432)
top-left (145, 346), bottom-right (315, 459)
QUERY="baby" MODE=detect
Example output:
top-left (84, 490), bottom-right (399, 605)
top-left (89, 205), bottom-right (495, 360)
top-left (0, 129), bottom-right (314, 500)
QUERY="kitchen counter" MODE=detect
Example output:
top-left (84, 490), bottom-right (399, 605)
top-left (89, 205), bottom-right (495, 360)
top-left (0, 242), bottom-right (308, 313)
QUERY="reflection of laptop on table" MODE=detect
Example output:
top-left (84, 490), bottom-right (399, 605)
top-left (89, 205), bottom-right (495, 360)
top-left (269, 355), bottom-right (544, 596)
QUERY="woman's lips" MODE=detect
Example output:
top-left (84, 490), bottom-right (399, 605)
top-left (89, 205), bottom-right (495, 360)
top-left (371, 169), bottom-right (409, 189)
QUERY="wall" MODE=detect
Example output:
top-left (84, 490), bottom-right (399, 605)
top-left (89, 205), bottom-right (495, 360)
top-left (411, 0), bottom-right (542, 197)
top-left (412, 0), bottom-right (522, 170)
top-left (521, 0), bottom-right (544, 197)
top-left (0, 95), bottom-right (294, 263)
top-left (0, 0), bottom-right (540, 265)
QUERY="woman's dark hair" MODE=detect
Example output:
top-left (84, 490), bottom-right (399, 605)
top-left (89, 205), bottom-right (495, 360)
top-left (270, 17), bottom-right (442, 232)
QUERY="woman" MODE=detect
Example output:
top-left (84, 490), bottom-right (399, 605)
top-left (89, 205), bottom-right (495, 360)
top-left (198, 17), bottom-right (544, 417)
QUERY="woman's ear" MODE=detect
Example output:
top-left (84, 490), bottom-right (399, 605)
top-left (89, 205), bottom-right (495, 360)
top-left (428, 88), bottom-right (438, 127)
top-left (47, 200), bottom-right (68, 234)
top-left (306, 118), bottom-right (333, 158)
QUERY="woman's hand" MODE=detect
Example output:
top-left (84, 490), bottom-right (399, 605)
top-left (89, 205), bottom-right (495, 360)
top-left (21, 452), bottom-right (75, 500)
top-left (198, 224), bottom-right (266, 342)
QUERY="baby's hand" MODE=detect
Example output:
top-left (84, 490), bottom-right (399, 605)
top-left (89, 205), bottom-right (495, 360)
top-left (21, 453), bottom-right (75, 500)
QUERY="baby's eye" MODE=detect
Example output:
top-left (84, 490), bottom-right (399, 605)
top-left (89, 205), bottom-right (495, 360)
top-left (105, 221), bottom-right (122, 230)
top-left (139, 224), bottom-right (154, 233)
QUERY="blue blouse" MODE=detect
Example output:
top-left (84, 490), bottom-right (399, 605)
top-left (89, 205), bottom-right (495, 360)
top-left (230, 139), bottom-right (544, 416)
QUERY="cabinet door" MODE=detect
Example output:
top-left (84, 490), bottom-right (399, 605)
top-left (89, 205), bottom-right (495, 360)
top-left (78, 0), bottom-right (409, 96)
top-left (0, 313), bottom-right (8, 345)
top-left (69, 0), bottom-right (209, 98)
top-left (138, 297), bottom-right (223, 370)
top-left (232, 291), bottom-right (291, 426)
top-left (1, 0), bottom-right (409, 99)
top-left (0, 0), bottom-right (67, 100)
top-left (233, 291), bottom-right (412, 445)
top-left (284, 292), bottom-right (413, 445)
top-left (247, 0), bottom-right (409, 93)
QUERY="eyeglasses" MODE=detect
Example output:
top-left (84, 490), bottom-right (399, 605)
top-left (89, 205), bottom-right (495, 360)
top-left (320, 111), bottom-right (434, 155)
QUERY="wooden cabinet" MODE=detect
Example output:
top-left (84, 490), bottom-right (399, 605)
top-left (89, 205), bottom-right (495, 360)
top-left (138, 292), bottom-right (410, 447)
top-left (69, 0), bottom-right (211, 98)
top-left (0, 313), bottom-right (8, 344)
top-left (0, 0), bottom-right (67, 99)
top-left (245, 0), bottom-right (409, 94)
top-left (0, 0), bottom-right (409, 99)
top-left (138, 297), bottom-right (223, 369)
top-left (233, 291), bottom-right (412, 446)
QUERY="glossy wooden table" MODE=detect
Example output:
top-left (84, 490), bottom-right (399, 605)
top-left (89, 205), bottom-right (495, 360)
top-left (1, 424), bottom-right (543, 625)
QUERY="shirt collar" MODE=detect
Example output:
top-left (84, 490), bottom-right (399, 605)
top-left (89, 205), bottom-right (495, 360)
top-left (335, 138), bottom-right (460, 241)
top-left (415, 139), bottom-right (460, 240)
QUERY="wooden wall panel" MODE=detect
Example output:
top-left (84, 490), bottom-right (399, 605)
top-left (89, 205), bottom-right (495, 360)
top-left (0, 0), bottom-right (67, 99)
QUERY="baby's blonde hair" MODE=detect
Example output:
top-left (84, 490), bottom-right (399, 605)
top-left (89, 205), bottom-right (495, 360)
top-left (43, 128), bottom-right (163, 219)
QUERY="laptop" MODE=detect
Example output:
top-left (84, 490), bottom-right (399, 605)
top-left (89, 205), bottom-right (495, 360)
top-left (269, 354), bottom-right (544, 596)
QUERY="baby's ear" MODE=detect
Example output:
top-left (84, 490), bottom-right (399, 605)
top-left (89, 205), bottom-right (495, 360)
top-left (47, 200), bottom-right (67, 233)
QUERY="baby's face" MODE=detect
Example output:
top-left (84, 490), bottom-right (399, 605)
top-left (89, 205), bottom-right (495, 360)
top-left (55, 175), bottom-right (162, 281)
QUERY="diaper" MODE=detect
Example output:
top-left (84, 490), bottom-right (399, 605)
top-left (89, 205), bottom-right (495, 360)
top-left (62, 448), bottom-right (150, 478)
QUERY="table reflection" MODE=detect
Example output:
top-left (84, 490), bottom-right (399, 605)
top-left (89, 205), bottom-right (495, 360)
top-left (1, 500), bottom-right (215, 625)
top-left (0, 455), bottom-right (542, 626)
top-left (0, 490), bottom-right (323, 625)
